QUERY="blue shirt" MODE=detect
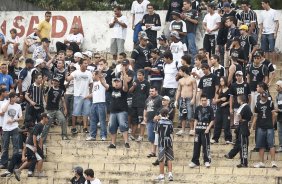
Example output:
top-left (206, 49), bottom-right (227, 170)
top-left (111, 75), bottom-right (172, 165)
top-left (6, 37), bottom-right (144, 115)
top-left (0, 73), bottom-right (13, 91)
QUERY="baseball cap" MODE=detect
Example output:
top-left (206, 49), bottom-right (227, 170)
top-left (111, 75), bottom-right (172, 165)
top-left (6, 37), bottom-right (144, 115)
top-left (34, 58), bottom-right (44, 67)
top-left (235, 71), bottom-right (243, 76)
top-left (253, 50), bottom-right (263, 57)
top-left (74, 52), bottom-right (83, 59)
top-left (112, 78), bottom-right (121, 82)
top-left (139, 31), bottom-right (148, 40)
top-left (52, 77), bottom-right (60, 82)
top-left (122, 59), bottom-right (130, 65)
top-left (239, 25), bottom-right (249, 31)
top-left (170, 30), bottom-right (180, 39)
top-left (276, 80), bottom-right (282, 87)
top-left (261, 92), bottom-right (268, 98)
top-left (162, 96), bottom-right (170, 101)
top-left (41, 38), bottom-right (51, 43)
top-left (82, 51), bottom-right (92, 58)
top-left (171, 11), bottom-right (181, 17)
top-left (73, 166), bottom-right (83, 176)
top-left (223, 2), bottom-right (231, 8)
top-left (157, 35), bottom-right (167, 41)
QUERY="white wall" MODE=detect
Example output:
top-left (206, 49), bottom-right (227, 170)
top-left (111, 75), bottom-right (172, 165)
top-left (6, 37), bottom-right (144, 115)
top-left (0, 10), bottom-right (281, 53)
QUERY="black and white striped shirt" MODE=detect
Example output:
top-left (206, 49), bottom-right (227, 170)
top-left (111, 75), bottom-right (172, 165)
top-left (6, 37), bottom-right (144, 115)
top-left (28, 83), bottom-right (44, 106)
top-left (239, 9), bottom-right (258, 34)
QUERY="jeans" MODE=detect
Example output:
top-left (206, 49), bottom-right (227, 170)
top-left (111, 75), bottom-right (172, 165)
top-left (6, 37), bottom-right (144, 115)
top-left (256, 128), bottom-right (275, 149)
top-left (1, 128), bottom-right (19, 166)
top-left (147, 120), bottom-right (155, 143)
top-left (109, 111), bottom-right (128, 134)
top-left (73, 96), bottom-right (91, 116)
top-left (203, 34), bottom-right (216, 56)
top-left (42, 110), bottom-right (67, 143)
top-left (178, 97), bottom-right (194, 121)
top-left (65, 94), bottom-right (74, 125)
top-left (7, 152), bottom-right (22, 173)
top-left (261, 33), bottom-right (275, 52)
top-left (133, 23), bottom-right (142, 44)
top-left (89, 103), bottom-right (107, 138)
top-left (186, 33), bottom-right (197, 64)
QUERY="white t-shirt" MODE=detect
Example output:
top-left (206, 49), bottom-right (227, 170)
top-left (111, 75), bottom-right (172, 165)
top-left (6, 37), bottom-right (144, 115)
top-left (114, 64), bottom-right (133, 76)
top-left (170, 41), bottom-right (187, 63)
top-left (163, 61), bottom-right (178, 89)
top-left (131, 0), bottom-right (150, 26)
top-left (0, 100), bottom-right (6, 127)
top-left (203, 12), bottom-right (221, 35)
top-left (111, 15), bottom-right (128, 40)
top-left (192, 67), bottom-right (204, 91)
top-left (92, 81), bottom-right (106, 103)
top-left (84, 178), bottom-right (102, 184)
top-left (71, 70), bottom-right (93, 97)
top-left (65, 33), bottom-right (84, 48)
top-left (1, 102), bottom-right (22, 131)
top-left (260, 8), bottom-right (279, 34)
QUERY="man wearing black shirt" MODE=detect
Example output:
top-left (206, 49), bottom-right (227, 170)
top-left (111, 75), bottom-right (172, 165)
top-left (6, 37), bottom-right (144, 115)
top-left (141, 4), bottom-right (161, 49)
top-left (70, 166), bottom-right (85, 184)
top-left (229, 37), bottom-right (247, 76)
top-left (42, 77), bottom-right (68, 141)
top-left (14, 113), bottom-right (49, 180)
top-left (108, 74), bottom-right (130, 149)
top-left (251, 92), bottom-right (277, 168)
top-left (182, 0), bottom-right (198, 62)
top-left (239, 25), bottom-right (258, 62)
top-left (257, 50), bottom-right (275, 86)
top-left (189, 94), bottom-right (214, 168)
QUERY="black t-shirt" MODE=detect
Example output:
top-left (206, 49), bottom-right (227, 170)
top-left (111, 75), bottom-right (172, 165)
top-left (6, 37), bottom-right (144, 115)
top-left (198, 73), bottom-right (219, 99)
top-left (226, 27), bottom-right (240, 50)
top-left (132, 80), bottom-right (150, 108)
top-left (142, 13), bottom-right (161, 45)
top-left (222, 10), bottom-right (238, 24)
top-left (102, 69), bottom-right (115, 87)
top-left (52, 66), bottom-right (66, 90)
top-left (262, 59), bottom-right (275, 75)
top-left (27, 122), bottom-right (44, 145)
top-left (165, 0), bottom-right (183, 22)
top-left (8, 65), bottom-right (22, 81)
top-left (217, 27), bottom-right (228, 45)
top-left (212, 65), bottom-right (225, 79)
top-left (240, 35), bottom-right (257, 57)
top-left (238, 104), bottom-right (253, 136)
top-left (182, 9), bottom-right (198, 33)
top-left (144, 95), bottom-right (162, 121)
top-left (109, 87), bottom-right (128, 113)
top-left (229, 82), bottom-right (250, 109)
top-left (131, 45), bottom-right (151, 72)
top-left (194, 105), bottom-right (214, 132)
top-left (255, 100), bottom-right (274, 129)
top-left (70, 176), bottom-right (86, 184)
top-left (45, 87), bottom-right (64, 110)
top-left (248, 64), bottom-right (268, 91)
top-left (231, 63), bottom-right (242, 83)
top-left (230, 47), bottom-right (247, 67)
top-left (217, 88), bottom-right (230, 107)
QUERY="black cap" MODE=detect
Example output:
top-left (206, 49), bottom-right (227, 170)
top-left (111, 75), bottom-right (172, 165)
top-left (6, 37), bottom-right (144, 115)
top-left (41, 38), bottom-right (51, 43)
top-left (122, 59), bottom-right (130, 65)
top-left (73, 166), bottom-right (83, 176)
top-left (171, 11), bottom-right (181, 17)
top-left (112, 78), bottom-right (122, 82)
top-left (253, 50), bottom-right (264, 57)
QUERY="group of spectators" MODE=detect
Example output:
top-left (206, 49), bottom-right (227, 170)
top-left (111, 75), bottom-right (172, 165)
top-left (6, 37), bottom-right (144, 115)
top-left (0, 0), bottom-right (281, 182)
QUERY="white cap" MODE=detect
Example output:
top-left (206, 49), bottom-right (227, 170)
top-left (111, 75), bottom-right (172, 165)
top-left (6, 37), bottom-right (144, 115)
top-left (276, 80), bottom-right (282, 87)
top-left (74, 52), bottom-right (83, 59)
top-left (34, 58), bottom-right (44, 67)
top-left (162, 96), bottom-right (170, 101)
top-left (82, 51), bottom-right (92, 58)
top-left (235, 71), bottom-right (243, 76)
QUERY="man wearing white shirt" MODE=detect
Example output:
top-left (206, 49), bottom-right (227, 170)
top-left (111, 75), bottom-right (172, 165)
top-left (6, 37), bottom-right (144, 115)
top-left (202, 3), bottom-right (221, 56)
top-left (86, 70), bottom-right (109, 141)
top-left (259, 0), bottom-right (279, 61)
top-left (56, 24), bottom-right (83, 53)
top-left (0, 92), bottom-right (23, 169)
top-left (131, 0), bottom-right (150, 44)
top-left (109, 6), bottom-right (128, 61)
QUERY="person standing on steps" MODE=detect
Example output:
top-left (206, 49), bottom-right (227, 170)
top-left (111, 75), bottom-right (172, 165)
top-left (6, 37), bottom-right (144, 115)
top-left (189, 94), bottom-right (214, 168)
top-left (275, 80), bottom-right (282, 152)
top-left (36, 11), bottom-right (52, 40)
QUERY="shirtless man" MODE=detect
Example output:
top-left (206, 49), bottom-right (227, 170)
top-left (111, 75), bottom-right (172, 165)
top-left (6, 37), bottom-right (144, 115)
top-left (175, 66), bottom-right (197, 136)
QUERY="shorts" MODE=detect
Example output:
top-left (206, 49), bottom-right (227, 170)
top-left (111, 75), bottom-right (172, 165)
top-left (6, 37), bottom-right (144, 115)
top-left (178, 97), bottom-right (194, 121)
top-left (147, 120), bottom-right (155, 143)
top-left (131, 107), bottom-right (144, 124)
top-left (26, 145), bottom-right (44, 161)
top-left (256, 128), bottom-right (274, 149)
top-left (109, 111), bottom-right (129, 134)
top-left (72, 96), bottom-right (91, 116)
top-left (110, 38), bottom-right (125, 55)
top-left (261, 33), bottom-right (275, 52)
top-left (158, 146), bottom-right (174, 161)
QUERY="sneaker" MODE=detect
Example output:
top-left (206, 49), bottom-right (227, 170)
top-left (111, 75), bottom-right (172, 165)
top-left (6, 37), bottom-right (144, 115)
top-left (147, 152), bottom-right (156, 158)
top-left (71, 128), bottom-right (78, 134)
top-left (14, 169), bottom-right (21, 181)
top-left (254, 162), bottom-right (265, 168)
top-left (168, 173), bottom-right (173, 181)
top-left (189, 130), bottom-right (195, 136)
top-left (271, 161), bottom-right (278, 168)
top-left (224, 154), bottom-right (232, 159)
top-left (189, 162), bottom-right (198, 168)
top-left (62, 136), bottom-right (70, 140)
top-left (124, 142), bottom-right (130, 148)
top-left (108, 143), bottom-right (116, 149)
top-left (152, 159), bottom-right (159, 166)
top-left (210, 139), bottom-right (218, 144)
top-left (0, 171), bottom-right (11, 177)
top-left (226, 140), bottom-right (234, 145)
top-left (205, 162), bottom-right (211, 168)
top-left (97, 122), bottom-right (101, 128)
top-left (0, 165), bottom-right (6, 169)
top-left (27, 171), bottom-right (33, 177)
top-left (176, 130), bottom-right (184, 136)
top-left (277, 147), bottom-right (282, 152)
top-left (155, 174), bottom-right (164, 181)
top-left (136, 136), bottom-right (143, 142)
top-left (129, 135), bottom-right (135, 141)
top-left (236, 164), bottom-right (248, 168)
top-left (85, 136), bottom-right (96, 141)
top-left (128, 128), bottom-right (132, 134)
top-left (83, 128), bottom-right (89, 133)
top-left (101, 137), bottom-right (106, 141)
